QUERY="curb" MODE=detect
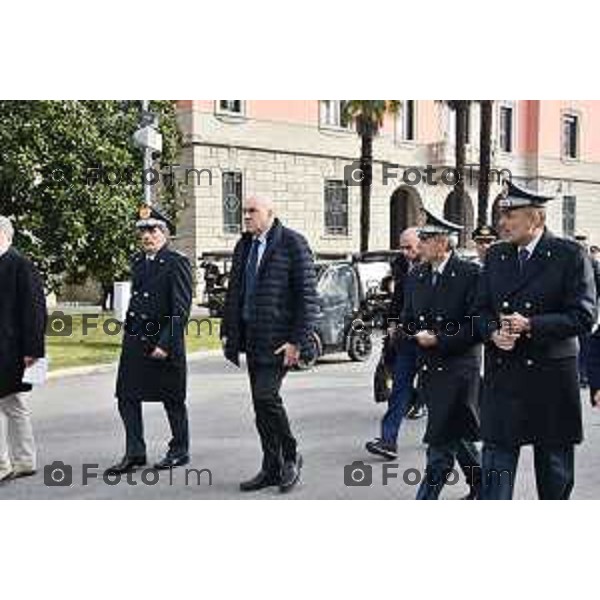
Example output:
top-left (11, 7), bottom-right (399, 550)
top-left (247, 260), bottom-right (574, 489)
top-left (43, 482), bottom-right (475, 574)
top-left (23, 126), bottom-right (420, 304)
top-left (47, 349), bottom-right (223, 380)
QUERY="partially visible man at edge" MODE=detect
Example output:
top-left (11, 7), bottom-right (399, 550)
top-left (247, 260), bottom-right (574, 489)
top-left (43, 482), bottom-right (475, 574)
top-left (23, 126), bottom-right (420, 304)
top-left (0, 216), bottom-right (47, 484)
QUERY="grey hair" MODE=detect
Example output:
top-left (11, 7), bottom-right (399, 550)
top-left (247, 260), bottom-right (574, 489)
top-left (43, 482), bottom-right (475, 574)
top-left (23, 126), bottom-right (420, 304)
top-left (0, 216), bottom-right (14, 243)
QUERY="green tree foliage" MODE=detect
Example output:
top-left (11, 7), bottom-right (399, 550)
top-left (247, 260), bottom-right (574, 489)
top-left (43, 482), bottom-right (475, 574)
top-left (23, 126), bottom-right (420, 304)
top-left (0, 100), bottom-right (183, 292)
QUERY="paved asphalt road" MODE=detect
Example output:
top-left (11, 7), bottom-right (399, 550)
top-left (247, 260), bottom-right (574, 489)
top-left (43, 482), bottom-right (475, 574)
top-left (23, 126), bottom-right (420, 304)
top-left (3, 346), bottom-right (600, 500)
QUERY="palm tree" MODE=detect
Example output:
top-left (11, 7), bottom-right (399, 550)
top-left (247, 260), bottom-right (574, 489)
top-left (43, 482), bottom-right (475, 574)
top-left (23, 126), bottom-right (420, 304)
top-left (343, 100), bottom-right (400, 252)
top-left (477, 100), bottom-right (493, 227)
top-left (444, 100), bottom-right (471, 246)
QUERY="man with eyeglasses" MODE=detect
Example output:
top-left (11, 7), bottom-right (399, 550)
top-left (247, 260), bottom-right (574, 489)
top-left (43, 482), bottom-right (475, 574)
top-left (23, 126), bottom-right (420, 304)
top-left (107, 204), bottom-right (193, 474)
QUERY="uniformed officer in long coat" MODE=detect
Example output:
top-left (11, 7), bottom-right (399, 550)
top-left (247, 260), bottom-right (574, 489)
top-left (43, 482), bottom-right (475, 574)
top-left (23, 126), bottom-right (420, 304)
top-left (475, 181), bottom-right (597, 499)
top-left (107, 205), bottom-right (193, 474)
top-left (401, 210), bottom-right (483, 500)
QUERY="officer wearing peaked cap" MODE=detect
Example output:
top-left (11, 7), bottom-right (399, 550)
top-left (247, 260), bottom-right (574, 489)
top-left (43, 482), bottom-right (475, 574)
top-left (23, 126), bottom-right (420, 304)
top-left (472, 224), bottom-right (499, 264)
top-left (403, 208), bottom-right (483, 499)
top-left (107, 204), bottom-right (193, 474)
top-left (474, 180), bottom-right (597, 499)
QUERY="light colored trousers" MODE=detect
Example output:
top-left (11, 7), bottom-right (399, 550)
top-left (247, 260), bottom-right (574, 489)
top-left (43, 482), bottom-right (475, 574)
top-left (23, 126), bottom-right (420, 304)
top-left (0, 393), bottom-right (36, 477)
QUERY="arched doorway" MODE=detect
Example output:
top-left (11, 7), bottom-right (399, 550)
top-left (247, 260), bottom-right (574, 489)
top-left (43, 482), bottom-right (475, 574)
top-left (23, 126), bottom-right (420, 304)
top-left (389, 186), bottom-right (422, 249)
top-left (443, 190), bottom-right (474, 247)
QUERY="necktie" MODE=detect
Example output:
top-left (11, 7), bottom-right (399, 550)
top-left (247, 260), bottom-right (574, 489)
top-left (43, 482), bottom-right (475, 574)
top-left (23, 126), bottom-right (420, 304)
top-left (518, 247), bottom-right (530, 271)
top-left (242, 239), bottom-right (261, 322)
top-left (431, 269), bottom-right (439, 287)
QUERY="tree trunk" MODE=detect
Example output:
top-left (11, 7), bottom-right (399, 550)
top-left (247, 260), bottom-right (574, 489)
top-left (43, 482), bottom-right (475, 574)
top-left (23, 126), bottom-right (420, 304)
top-left (477, 100), bottom-right (493, 227)
top-left (360, 128), bottom-right (373, 253)
top-left (454, 101), bottom-right (468, 246)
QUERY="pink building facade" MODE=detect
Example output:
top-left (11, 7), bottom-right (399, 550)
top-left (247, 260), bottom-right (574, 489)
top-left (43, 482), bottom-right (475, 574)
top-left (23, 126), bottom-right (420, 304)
top-left (173, 100), bottom-right (600, 277)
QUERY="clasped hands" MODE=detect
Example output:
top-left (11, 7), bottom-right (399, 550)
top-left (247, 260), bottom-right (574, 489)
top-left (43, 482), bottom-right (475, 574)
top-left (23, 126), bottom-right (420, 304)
top-left (492, 313), bottom-right (531, 351)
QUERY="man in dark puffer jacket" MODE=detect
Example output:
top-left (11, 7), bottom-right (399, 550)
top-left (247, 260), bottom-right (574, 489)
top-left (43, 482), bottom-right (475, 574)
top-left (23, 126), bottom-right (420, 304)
top-left (221, 196), bottom-right (318, 493)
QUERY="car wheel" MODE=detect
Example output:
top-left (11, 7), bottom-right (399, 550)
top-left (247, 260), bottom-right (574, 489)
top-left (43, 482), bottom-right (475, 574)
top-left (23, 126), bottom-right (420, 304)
top-left (348, 331), bottom-right (373, 362)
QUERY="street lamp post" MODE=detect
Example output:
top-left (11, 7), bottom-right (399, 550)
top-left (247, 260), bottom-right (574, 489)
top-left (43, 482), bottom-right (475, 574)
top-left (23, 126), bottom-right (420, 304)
top-left (132, 100), bottom-right (163, 208)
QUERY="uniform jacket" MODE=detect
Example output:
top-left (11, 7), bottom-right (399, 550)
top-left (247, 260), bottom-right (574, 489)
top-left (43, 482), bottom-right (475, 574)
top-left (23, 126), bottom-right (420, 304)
top-left (0, 248), bottom-right (47, 398)
top-left (402, 252), bottom-right (482, 444)
top-left (115, 244), bottom-right (193, 403)
top-left (475, 229), bottom-right (597, 445)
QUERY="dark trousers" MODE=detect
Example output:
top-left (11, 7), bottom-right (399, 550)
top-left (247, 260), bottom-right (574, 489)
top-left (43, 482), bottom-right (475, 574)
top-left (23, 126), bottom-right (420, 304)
top-left (381, 342), bottom-right (418, 445)
top-left (117, 397), bottom-right (189, 458)
top-left (480, 444), bottom-right (575, 500)
top-left (247, 360), bottom-right (297, 476)
top-left (416, 440), bottom-right (481, 500)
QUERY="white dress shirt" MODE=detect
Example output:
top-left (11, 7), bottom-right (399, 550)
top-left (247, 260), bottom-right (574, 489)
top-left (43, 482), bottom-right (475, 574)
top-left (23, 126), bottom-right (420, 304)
top-left (519, 230), bottom-right (544, 259)
top-left (253, 226), bottom-right (272, 271)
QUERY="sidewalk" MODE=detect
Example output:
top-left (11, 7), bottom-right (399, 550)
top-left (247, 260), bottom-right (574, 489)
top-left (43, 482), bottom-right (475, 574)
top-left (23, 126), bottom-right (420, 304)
top-left (47, 348), bottom-right (224, 379)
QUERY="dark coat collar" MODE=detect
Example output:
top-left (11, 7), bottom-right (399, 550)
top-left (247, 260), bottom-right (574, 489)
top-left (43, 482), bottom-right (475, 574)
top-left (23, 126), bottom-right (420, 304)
top-left (500, 229), bottom-right (555, 297)
top-left (241, 218), bottom-right (284, 277)
top-left (241, 218), bottom-right (282, 244)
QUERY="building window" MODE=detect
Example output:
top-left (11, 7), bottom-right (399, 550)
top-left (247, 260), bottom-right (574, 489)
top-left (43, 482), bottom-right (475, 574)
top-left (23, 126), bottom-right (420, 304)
top-left (562, 114), bottom-right (579, 159)
top-left (499, 104), bottom-right (514, 153)
top-left (324, 180), bottom-right (349, 236)
top-left (222, 171), bottom-right (243, 234)
top-left (218, 100), bottom-right (243, 115)
top-left (320, 100), bottom-right (350, 128)
top-left (562, 195), bottom-right (576, 238)
top-left (397, 100), bottom-right (416, 141)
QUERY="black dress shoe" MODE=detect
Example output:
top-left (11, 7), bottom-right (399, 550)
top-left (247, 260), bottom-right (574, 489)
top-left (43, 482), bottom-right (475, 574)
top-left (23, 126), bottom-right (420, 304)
top-left (153, 454), bottom-right (190, 470)
top-left (239, 470), bottom-right (281, 492)
top-left (0, 471), bottom-right (14, 485)
top-left (105, 456), bottom-right (147, 475)
top-left (280, 454), bottom-right (303, 493)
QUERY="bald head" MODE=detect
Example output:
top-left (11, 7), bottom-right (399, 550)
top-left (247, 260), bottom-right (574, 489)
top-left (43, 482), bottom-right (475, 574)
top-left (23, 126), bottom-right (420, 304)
top-left (243, 195), bottom-right (276, 235)
top-left (399, 227), bottom-right (420, 262)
